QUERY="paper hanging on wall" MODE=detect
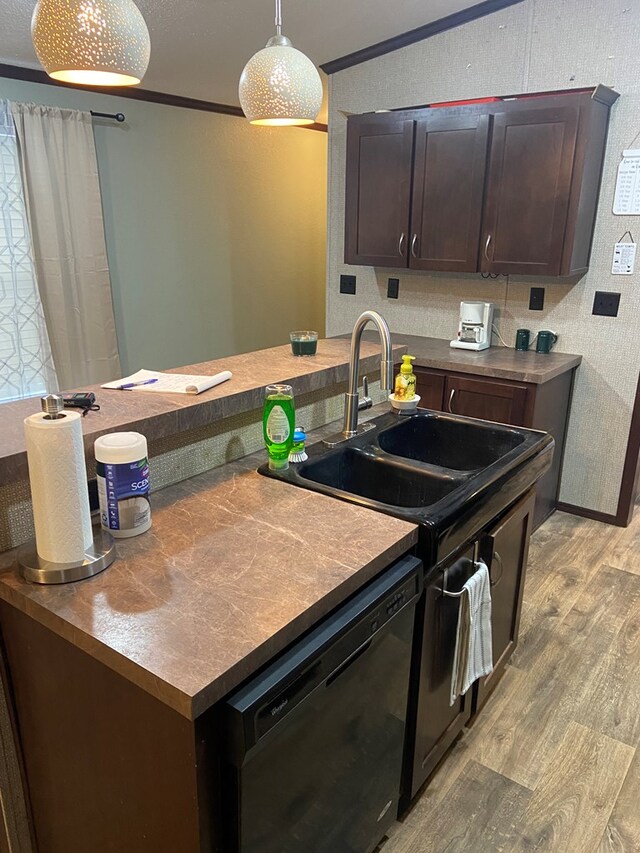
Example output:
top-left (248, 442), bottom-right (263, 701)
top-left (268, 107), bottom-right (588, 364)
top-left (612, 241), bottom-right (637, 275)
top-left (613, 149), bottom-right (640, 215)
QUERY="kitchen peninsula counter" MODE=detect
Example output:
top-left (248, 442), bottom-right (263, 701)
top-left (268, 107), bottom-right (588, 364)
top-left (0, 425), bottom-right (417, 720)
top-left (0, 337), bottom-right (407, 482)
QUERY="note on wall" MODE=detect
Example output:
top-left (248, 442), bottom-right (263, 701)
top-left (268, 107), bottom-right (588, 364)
top-left (613, 149), bottom-right (640, 215)
top-left (612, 241), bottom-right (637, 274)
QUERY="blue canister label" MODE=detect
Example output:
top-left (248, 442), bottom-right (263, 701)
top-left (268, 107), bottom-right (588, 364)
top-left (96, 458), bottom-right (151, 532)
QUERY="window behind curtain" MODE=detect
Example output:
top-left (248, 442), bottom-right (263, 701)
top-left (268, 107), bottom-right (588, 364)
top-left (0, 101), bottom-right (56, 402)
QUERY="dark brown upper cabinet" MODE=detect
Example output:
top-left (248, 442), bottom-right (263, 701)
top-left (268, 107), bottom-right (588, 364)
top-left (410, 113), bottom-right (490, 272)
top-left (343, 86), bottom-right (618, 278)
top-left (344, 118), bottom-right (414, 266)
top-left (480, 106), bottom-right (579, 276)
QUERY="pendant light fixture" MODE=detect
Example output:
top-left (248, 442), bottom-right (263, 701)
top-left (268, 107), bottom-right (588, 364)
top-left (31, 0), bottom-right (150, 87)
top-left (239, 0), bottom-right (322, 126)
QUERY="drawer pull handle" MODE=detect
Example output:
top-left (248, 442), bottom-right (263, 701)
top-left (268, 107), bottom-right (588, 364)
top-left (448, 388), bottom-right (456, 413)
top-left (484, 233), bottom-right (492, 262)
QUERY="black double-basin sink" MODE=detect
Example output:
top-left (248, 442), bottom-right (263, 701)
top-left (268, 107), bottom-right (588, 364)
top-left (260, 409), bottom-right (554, 564)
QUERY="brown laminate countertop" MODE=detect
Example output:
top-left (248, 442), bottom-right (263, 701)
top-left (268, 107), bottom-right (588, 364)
top-left (360, 333), bottom-right (582, 384)
top-left (0, 337), bottom-right (406, 483)
top-left (0, 437), bottom-right (418, 720)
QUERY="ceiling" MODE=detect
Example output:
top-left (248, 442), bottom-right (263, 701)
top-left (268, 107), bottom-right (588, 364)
top-left (2, 0), bottom-right (481, 108)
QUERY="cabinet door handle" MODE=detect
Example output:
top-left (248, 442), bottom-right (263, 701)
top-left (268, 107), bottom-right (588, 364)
top-left (398, 232), bottom-right (406, 256)
top-left (491, 550), bottom-right (504, 586)
top-left (448, 388), bottom-right (456, 413)
top-left (411, 234), bottom-right (418, 258)
top-left (484, 233), bottom-right (492, 262)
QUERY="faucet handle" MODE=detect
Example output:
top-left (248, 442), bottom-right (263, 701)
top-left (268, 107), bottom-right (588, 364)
top-left (358, 375), bottom-right (373, 412)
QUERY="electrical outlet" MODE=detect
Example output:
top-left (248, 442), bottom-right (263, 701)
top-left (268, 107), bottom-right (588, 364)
top-left (592, 291), bottom-right (620, 317)
top-left (339, 274), bottom-right (356, 295)
top-left (387, 278), bottom-right (399, 299)
top-left (529, 287), bottom-right (545, 311)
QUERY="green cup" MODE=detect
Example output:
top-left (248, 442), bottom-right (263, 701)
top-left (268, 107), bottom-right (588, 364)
top-left (515, 329), bottom-right (530, 351)
top-left (536, 330), bottom-right (558, 354)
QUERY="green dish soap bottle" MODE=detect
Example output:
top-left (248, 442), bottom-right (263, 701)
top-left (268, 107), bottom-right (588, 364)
top-left (263, 384), bottom-right (295, 470)
top-left (394, 355), bottom-right (416, 400)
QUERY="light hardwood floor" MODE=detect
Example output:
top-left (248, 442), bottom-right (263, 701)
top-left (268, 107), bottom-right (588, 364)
top-left (384, 507), bottom-right (640, 853)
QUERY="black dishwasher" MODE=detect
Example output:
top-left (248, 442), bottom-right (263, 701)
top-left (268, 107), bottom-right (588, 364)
top-left (225, 555), bottom-right (422, 853)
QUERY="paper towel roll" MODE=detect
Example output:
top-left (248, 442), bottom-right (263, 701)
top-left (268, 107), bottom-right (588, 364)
top-left (24, 410), bottom-right (93, 564)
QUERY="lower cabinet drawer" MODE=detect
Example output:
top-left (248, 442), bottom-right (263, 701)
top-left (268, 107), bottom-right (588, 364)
top-left (445, 375), bottom-right (529, 426)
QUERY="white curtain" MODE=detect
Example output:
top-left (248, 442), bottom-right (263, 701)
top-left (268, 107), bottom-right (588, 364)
top-left (10, 101), bottom-right (121, 390)
top-left (0, 101), bottom-right (57, 402)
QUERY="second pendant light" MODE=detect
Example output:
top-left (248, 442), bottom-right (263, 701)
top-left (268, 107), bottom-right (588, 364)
top-left (239, 0), bottom-right (323, 126)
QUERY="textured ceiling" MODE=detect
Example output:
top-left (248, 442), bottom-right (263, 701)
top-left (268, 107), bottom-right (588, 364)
top-left (1, 0), bottom-right (480, 107)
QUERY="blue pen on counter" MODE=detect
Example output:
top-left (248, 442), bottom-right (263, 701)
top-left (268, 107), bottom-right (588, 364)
top-left (119, 378), bottom-right (159, 390)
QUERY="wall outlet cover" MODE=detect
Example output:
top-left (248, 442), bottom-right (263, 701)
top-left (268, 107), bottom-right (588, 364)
top-left (529, 287), bottom-right (545, 311)
top-left (592, 291), bottom-right (621, 317)
top-left (339, 274), bottom-right (356, 295)
top-left (387, 278), bottom-right (399, 299)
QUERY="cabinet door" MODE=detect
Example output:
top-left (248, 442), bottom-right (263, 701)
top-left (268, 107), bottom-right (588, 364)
top-left (405, 546), bottom-right (475, 804)
top-left (474, 491), bottom-right (535, 714)
top-left (344, 117), bottom-right (414, 267)
top-left (445, 375), bottom-right (529, 426)
top-left (409, 113), bottom-right (489, 272)
top-left (481, 106), bottom-right (579, 275)
top-left (414, 367), bottom-right (445, 410)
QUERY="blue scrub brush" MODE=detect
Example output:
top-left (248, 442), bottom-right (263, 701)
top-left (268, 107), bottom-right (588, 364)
top-left (289, 426), bottom-right (308, 462)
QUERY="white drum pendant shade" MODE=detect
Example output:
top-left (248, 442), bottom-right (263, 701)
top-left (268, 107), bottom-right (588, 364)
top-left (32, 0), bottom-right (150, 87)
top-left (239, 34), bottom-right (323, 126)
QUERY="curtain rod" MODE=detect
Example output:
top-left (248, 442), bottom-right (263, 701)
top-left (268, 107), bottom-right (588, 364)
top-left (90, 111), bottom-right (125, 122)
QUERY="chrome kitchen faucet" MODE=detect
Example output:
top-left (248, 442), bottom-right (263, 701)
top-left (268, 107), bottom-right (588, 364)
top-left (324, 311), bottom-right (393, 447)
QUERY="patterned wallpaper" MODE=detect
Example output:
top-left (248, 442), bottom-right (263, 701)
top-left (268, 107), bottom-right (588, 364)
top-left (326, 0), bottom-right (640, 516)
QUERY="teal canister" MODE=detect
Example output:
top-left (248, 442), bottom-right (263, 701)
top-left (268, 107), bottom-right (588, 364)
top-left (536, 330), bottom-right (558, 354)
top-left (515, 329), bottom-right (530, 351)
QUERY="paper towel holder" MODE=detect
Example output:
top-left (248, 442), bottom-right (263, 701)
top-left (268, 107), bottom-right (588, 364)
top-left (18, 526), bottom-right (116, 584)
top-left (18, 394), bottom-right (116, 584)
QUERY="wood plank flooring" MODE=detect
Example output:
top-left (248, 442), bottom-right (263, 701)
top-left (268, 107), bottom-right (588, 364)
top-left (383, 507), bottom-right (640, 853)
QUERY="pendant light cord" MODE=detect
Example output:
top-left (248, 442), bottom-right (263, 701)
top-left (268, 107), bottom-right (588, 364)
top-left (275, 0), bottom-right (282, 35)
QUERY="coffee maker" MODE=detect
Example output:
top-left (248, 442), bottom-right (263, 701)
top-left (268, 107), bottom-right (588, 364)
top-left (450, 301), bottom-right (494, 351)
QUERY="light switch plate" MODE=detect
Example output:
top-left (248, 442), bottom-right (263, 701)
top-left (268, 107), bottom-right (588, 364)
top-left (592, 291), bottom-right (620, 317)
top-left (340, 274), bottom-right (356, 295)
top-left (529, 287), bottom-right (545, 311)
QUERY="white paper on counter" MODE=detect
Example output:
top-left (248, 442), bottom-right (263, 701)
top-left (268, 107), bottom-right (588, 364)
top-left (102, 369), bottom-right (233, 395)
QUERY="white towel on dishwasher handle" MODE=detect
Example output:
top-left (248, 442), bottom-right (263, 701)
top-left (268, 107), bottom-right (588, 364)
top-left (450, 559), bottom-right (493, 706)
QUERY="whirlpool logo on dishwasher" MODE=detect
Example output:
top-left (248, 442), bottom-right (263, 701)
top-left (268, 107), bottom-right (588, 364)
top-left (270, 698), bottom-right (289, 716)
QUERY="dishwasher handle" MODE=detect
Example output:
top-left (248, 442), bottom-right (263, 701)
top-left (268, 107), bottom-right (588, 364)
top-left (326, 638), bottom-right (372, 687)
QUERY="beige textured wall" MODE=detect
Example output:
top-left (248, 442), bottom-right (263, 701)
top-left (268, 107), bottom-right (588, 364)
top-left (326, 0), bottom-right (640, 516)
top-left (0, 78), bottom-right (327, 375)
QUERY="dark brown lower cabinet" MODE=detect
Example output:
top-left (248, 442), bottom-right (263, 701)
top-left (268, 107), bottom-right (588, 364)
top-left (474, 490), bottom-right (535, 714)
top-left (404, 545), bottom-right (475, 805)
top-left (416, 370), bottom-right (445, 411)
top-left (414, 365), bottom-right (575, 529)
top-left (444, 375), bottom-right (528, 425)
top-left (404, 490), bottom-right (537, 807)
top-left (0, 603), bottom-right (218, 853)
